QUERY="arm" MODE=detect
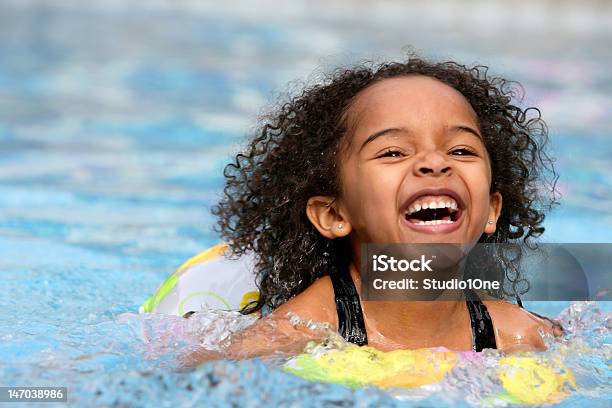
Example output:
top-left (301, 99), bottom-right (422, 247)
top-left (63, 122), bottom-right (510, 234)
top-left (180, 313), bottom-right (327, 367)
top-left (181, 276), bottom-right (338, 367)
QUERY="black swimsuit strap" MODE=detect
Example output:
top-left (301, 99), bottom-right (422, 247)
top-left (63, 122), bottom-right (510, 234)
top-left (329, 269), bottom-right (368, 346)
top-left (464, 288), bottom-right (497, 352)
top-left (331, 269), bottom-right (498, 351)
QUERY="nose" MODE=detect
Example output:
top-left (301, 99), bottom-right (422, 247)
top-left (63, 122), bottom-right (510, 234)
top-left (413, 151), bottom-right (452, 177)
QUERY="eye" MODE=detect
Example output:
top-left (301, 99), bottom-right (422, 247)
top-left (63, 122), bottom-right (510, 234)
top-left (450, 147), bottom-right (478, 157)
top-left (377, 149), bottom-right (405, 159)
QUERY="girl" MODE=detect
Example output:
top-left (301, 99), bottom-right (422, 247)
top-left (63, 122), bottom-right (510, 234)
top-left (190, 54), bottom-right (561, 363)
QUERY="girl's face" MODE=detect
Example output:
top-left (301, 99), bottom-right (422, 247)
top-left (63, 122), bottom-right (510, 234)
top-left (332, 75), bottom-right (502, 245)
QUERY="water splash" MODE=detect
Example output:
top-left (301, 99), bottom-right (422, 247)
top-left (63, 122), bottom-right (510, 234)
top-left (276, 302), bottom-right (611, 407)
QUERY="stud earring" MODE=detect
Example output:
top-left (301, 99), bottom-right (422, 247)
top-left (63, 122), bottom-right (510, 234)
top-left (337, 223), bottom-right (343, 230)
top-left (488, 220), bottom-right (494, 224)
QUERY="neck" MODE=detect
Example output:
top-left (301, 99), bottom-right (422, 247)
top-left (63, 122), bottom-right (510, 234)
top-left (348, 262), bottom-right (466, 343)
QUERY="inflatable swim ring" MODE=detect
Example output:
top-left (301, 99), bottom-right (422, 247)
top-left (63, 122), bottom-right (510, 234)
top-left (494, 355), bottom-right (576, 405)
top-left (284, 345), bottom-right (576, 405)
top-left (284, 344), bottom-right (458, 389)
top-left (139, 243), bottom-right (259, 316)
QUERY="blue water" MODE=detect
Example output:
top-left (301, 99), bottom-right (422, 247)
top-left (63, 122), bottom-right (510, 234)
top-left (1, 1), bottom-right (611, 406)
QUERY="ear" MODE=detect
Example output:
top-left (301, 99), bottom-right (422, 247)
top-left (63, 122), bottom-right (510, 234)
top-left (485, 192), bottom-right (503, 235)
top-left (306, 196), bottom-right (351, 239)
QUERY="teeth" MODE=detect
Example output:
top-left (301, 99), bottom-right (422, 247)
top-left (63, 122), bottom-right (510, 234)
top-left (407, 203), bottom-right (422, 214)
top-left (405, 194), bottom-right (463, 219)
top-left (419, 219), bottom-right (454, 226)
top-left (407, 197), bottom-right (459, 214)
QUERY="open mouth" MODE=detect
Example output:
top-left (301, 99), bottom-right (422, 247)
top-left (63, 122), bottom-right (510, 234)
top-left (400, 188), bottom-right (466, 233)
top-left (404, 196), bottom-right (461, 225)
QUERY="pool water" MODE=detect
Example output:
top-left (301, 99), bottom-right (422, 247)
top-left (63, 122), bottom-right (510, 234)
top-left (1, 1), bottom-right (611, 406)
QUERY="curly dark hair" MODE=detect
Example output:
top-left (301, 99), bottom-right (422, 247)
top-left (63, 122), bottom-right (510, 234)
top-left (212, 54), bottom-right (559, 313)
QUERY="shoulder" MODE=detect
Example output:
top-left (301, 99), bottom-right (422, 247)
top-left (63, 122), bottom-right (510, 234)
top-left (483, 299), bottom-right (559, 353)
top-left (268, 275), bottom-right (338, 329)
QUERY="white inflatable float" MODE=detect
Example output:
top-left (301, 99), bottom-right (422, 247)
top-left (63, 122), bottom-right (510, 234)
top-left (139, 243), bottom-right (259, 316)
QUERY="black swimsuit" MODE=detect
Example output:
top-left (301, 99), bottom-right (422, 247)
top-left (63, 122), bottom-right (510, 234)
top-left (329, 268), bottom-right (498, 351)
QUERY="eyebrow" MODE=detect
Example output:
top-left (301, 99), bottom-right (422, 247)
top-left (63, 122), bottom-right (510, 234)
top-left (359, 127), bottom-right (404, 151)
top-left (451, 125), bottom-right (482, 140)
top-left (359, 125), bottom-right (483, 152)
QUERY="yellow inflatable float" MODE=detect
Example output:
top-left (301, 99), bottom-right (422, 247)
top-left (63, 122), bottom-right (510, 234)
top-left (496, 355), bottom-right (576, 405)
top-left (284, 345), bottom-right (576, 405)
